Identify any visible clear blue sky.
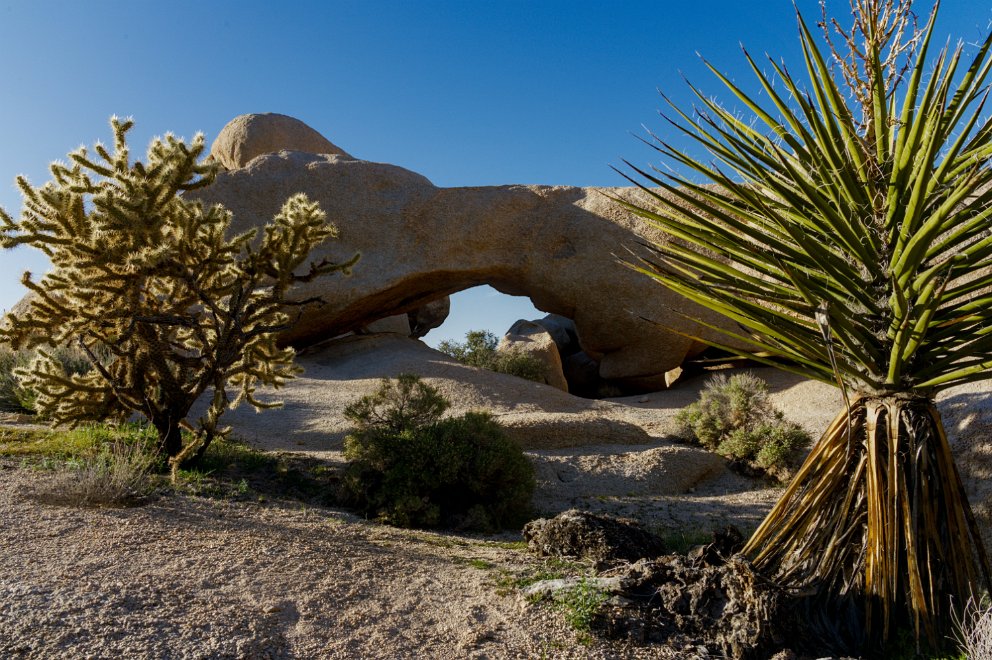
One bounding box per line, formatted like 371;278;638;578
1;1;989;346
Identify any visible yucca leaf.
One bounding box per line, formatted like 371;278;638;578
767;56;873;210
797;11;868;180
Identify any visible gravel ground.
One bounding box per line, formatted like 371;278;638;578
0;461;704;660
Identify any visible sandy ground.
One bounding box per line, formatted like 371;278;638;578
0;461;705;659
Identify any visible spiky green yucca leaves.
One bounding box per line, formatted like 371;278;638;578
623;12;992;395
617;1;992;654
0;118;358;465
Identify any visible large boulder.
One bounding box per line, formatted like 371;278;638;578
336;297;450;338
532;314;579;356
498;320;569;392
186;113;747;388
407;296;450;338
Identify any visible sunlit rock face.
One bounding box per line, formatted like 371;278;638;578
208;112;351;170
187;113;747;389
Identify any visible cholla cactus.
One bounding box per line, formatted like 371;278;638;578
0;117;358;465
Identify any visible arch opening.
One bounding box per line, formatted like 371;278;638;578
422;285;541;349
413;285;626;399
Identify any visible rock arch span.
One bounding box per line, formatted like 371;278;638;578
188;114;743;389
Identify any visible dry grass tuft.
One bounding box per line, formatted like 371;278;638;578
25;440;158;507
955;596;992;660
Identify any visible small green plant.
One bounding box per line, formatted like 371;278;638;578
437;330;547;383
173;466;218;494
718;420;813;471
0;346;33;412
437;330;500;368
0;421;158;461
1;420;338;504
494;350;548;383
676;373;811;477
341;373;535;531
555;578;608;635
497;556;590;594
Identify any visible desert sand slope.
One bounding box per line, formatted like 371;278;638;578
0;467;684;659
216;333;990;548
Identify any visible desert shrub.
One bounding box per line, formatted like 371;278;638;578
438;329;547;383
675;372;773;447
342;372;448;434
717;417;812;470
0;344;93;413
954;595;992;660
25;435;158;507
437;330;500;368
1;118;358;465
0;346;31;412
342;373;534;530
676;372;811;476
493;350;548;383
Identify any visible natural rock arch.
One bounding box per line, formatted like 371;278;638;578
188;114;744;389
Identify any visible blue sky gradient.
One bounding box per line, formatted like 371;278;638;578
2;1;989;345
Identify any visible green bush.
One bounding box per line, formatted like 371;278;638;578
437;330;547;383
718;417;812;470
555;578;609;635
493;350;547;383
0;344;94;413
0;346;31;412
342;373;535;531
676;372;811;476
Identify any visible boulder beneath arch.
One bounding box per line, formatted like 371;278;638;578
498;320;569;392
187;113;747;389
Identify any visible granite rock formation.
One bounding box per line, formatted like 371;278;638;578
498;320;569;392
188;113;747;389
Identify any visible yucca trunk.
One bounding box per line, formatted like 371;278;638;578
745;395;991;651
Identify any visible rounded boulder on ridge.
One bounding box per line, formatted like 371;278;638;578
209;113;351;170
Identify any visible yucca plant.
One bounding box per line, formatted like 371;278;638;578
616;0;992;654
